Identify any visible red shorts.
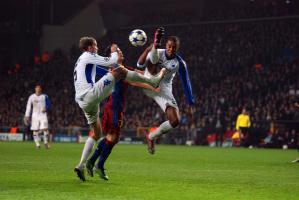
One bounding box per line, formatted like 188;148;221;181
101;108;124;136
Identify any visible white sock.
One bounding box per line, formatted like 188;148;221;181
149;121;173;140
149;47;159;64
43;130;49;144
125;70;152;84
33;131;40;147
77;137;96;169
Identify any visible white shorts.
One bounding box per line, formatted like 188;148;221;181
76;73;115;124
143;89;179;112
31;116;48;131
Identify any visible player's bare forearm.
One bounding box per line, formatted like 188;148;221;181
128;81;160;92
137;44;153;65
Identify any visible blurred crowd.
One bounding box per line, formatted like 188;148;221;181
113;0;299;27
1;11;299;148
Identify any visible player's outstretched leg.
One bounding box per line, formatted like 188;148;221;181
74;118;102;181
93;167;109;181
145;128;156;155
86;138;105;177
93;138;115;180
145;107;179;154
114;66;166;88
74;167;86;181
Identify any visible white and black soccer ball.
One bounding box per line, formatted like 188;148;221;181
129;29;147;47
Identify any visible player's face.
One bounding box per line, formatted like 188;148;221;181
90;41;98;54
117;47;124;64
35;86;42;95
165;40;177;57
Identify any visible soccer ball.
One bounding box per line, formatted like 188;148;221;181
129;29;147;47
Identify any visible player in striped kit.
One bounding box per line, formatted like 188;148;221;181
137;28;195;154
24;84;51;149
73;37;166;181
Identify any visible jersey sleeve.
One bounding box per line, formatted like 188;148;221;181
176;55;195;105
88;52;118;67
45;95;51;111
25;95;33;117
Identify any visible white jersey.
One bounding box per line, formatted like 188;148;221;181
140;49;184;94
73;51;118;100
25;93;49;118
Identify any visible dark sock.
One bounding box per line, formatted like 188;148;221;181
89;138;105;165
97;138;115;169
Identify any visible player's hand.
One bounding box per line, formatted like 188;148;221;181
146;43;154;52
154;27;165;48
110;44;118;53
42;108;46;113
24;117;30;126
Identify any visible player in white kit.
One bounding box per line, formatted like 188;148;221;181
137;28;195;154
24;85;51;149
73;37;166;181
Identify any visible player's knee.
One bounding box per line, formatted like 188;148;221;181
92;134;100;141
33;131;39;136
106;133;120;144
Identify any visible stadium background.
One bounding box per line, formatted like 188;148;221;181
0;0;298;148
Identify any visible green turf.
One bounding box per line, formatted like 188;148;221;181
0;142;298;200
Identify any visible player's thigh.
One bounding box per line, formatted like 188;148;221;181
82;103;99;125
101;108;112;134
152;93;179;113
30;117;40;131
39;117;49;130
93;73;115;103
102;110;122;142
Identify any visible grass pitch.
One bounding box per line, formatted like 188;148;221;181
0;142;298;200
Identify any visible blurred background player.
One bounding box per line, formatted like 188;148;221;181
24;84;51;149
86;45;160;180
236;108;252;148
137;27;195;154
73;37;165;181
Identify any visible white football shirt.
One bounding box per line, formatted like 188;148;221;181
73;51;118;99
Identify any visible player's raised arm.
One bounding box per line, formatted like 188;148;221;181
137;44;153;68
79;37;119;67
176;55;195;105
88;51;118;67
